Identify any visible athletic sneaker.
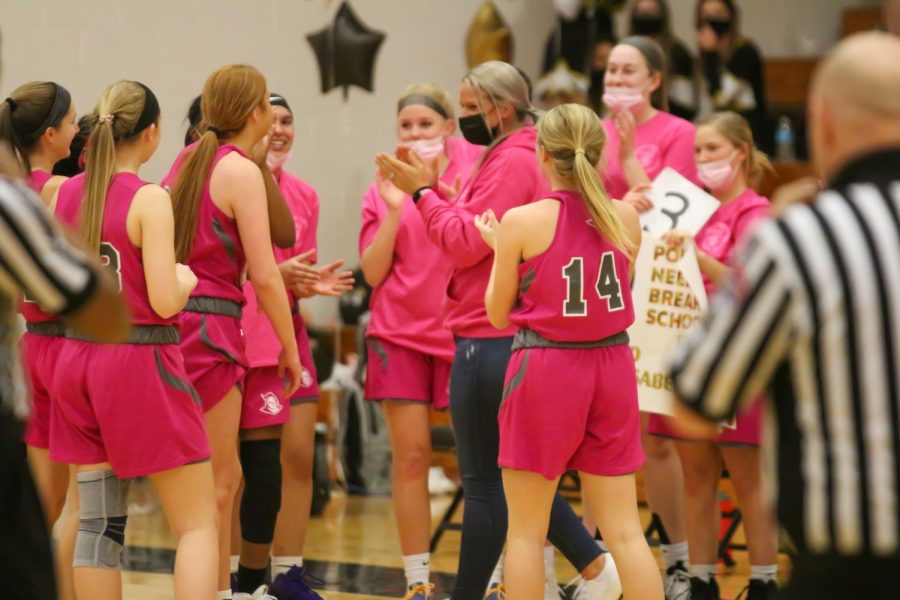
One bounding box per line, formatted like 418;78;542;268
545;564;562;599
735;579;777;600
233;585;277;600
483;582;506;600
403;582;436;600
568;554;622;600
268;566;325;600
664;561;692;600
689;577;720;600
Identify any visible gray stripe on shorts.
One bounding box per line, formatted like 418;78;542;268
154;347;201;405
199;314;239;363
501;349;530;402
511;329;629;352
369;338;389;371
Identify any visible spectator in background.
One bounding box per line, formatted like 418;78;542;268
586;34;618;115
629;0;698;121
885;0;900;36
695;0;771;153
534;60;590;109
543;1;615;75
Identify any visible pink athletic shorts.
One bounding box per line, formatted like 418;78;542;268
179;311;247;413
498;344;644;480
50;339;210;478
21;332;66;449
364;337;451;410
648;396;764;446
240;312;319;430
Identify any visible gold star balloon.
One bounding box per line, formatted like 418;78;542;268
465;1;513;68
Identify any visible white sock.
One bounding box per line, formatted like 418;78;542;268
543;545;555;577
690;564;717;583
489;551;504;585
750;564;778;583
217;591;233;600
272;555;303;576
229;555;239;573
660;541;689;569
403;552;430;587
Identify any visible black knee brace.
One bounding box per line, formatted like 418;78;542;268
239;438;283;544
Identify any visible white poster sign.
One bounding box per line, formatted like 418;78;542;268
640;167;721;237
628;235;708;416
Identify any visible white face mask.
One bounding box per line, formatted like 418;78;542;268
602;86;646;115
404;136;445;162
267;150;292;172
697;151;739;191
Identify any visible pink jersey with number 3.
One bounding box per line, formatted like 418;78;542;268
509;190;634;342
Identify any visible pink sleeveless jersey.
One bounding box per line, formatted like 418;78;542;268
509;190;634;342
162;143;248;305
360;137;483;360
21;169;57;323
55;172;175;326
242;170;320;368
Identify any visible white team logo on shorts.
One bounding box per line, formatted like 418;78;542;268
300;368;313;389
259;392;284;415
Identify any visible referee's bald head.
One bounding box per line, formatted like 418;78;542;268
809;32;900;180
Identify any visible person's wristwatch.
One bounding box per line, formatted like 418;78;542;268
412;186;433;204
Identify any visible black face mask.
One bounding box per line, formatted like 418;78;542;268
632;14;665;37
459;113;497;146
702;17;732;37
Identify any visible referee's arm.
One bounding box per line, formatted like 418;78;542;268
670;220;795;426
0;177;130;341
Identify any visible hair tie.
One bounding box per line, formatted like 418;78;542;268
206;126;222;137
4;97;16;111
575;148;586;156
98;114;115;125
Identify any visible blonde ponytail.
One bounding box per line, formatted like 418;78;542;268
537;103;634;256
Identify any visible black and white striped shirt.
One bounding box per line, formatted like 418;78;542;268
0;175;97;419
671;148;900;558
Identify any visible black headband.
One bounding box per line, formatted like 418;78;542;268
119;82;160;141
397;94;449;119
270;93;292;114
34;83;71;139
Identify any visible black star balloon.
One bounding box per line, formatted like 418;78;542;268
306;1;386;100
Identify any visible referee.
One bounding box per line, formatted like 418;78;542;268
669;32;900;599
0;143;130;599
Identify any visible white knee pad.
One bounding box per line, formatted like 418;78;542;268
73;469;131;569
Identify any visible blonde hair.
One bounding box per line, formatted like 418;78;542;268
699;111;773;187
82;81;153;252
537;103;633;256
171;65;267;262
397;82;455;121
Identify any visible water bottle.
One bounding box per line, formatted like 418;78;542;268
775;116;796;162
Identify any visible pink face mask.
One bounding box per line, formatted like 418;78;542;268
697;151;739;191
403;136;444;162
602;86;646;115
267;150;292;172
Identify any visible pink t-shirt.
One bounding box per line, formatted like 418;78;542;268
601;111;699;200
695;187;770;294
242;170;320;368
417;126;551;338
360;136;482;360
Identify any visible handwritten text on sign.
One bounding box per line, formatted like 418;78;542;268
628;235;707;416
640;168;720;236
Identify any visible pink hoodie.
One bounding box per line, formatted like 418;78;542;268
416;126;549;338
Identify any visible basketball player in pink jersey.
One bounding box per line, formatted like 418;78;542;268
600;37;698;597
377;62;619;600
0;81;79;526
648;112;779;600
361;83;481;598
236;92;352;599
50;80;218;600
164;65;302;600
474;102;662;600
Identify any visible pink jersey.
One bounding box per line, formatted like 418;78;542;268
242;169;320;368
21;169;57;323
601;111;698;200
55;172;175;326
695;187;770;294
361;136;482;359
509;190;634;342
416;126;550;338
162;143;247;305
